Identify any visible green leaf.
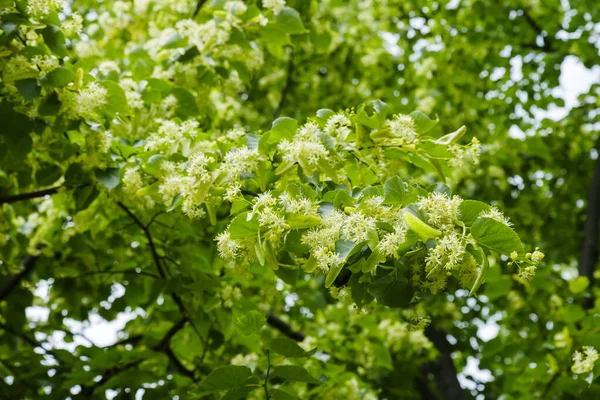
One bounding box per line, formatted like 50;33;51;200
569;276;590;294
222;386;257;400
15;79;41;101
74;185;99;211
372;342;393;369
335;239;360;260
468;245;489;296
403;211;441;241
192;366;252;395
459;200;491;226
383;176;405;205
470;217;524;255
434;125;467;145
170;87;199;118
271;337;309;358
228;213;259;239
35;165;62;186
41;68;75;88
100;80;130;117
272;389;300;400
64;163;91;186
273;7;306;34
286;214;321;229
40;25;67;57
271;366;322;385
410;111;439;134
95;168;121;191
235;310;266;335
370;274;413;308
269;117;298;143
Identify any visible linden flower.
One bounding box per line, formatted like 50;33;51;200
63;13;83;36
418;192;462;230
342;211;376;242
220;147;259;183
72;82;108;119
325;113;352;142
278;122;330;175
425;231;466;274
26;0;63;19
216;231;241;260
225;184;241;202
123;168;143;196
572;346;599;374
377;229;406;259
386;114;418;144
262;0;286;15
480;206;512;226
279;193;318;215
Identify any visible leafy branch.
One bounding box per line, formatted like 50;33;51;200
116;202;210;350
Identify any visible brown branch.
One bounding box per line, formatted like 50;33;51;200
0;186;61;204
104;335;143;349
266;313;305;342
0;321;63;363
521;8;553;52
55;269;160;281
423;325;468;400
0;246;44;302
116;202;208;348
579;139;600;307
165;345;197;380
152;318;187;352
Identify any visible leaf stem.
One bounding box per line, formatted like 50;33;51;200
264;349;271;400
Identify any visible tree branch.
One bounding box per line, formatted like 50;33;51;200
0;248;42;302
152;318;187;352
55;269;160;282
423;325;467;400
0;186;61;204
521;8;553;52
0;321;63;363
579;139;600;306
266;313;305;342
117;202;208;348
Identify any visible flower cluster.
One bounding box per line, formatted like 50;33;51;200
263;0;286;15
386;114;419;145
26;0;63;20
278;122;332;176
572;346;598;374
418;192;462;230
145;119;199;155
69;83;108;120
509;247;544;283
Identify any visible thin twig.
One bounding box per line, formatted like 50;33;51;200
521;7;553;51
0;245;44;301
55;269;160;281
0;186;61;204
116;202;209;348
263;350;271;400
